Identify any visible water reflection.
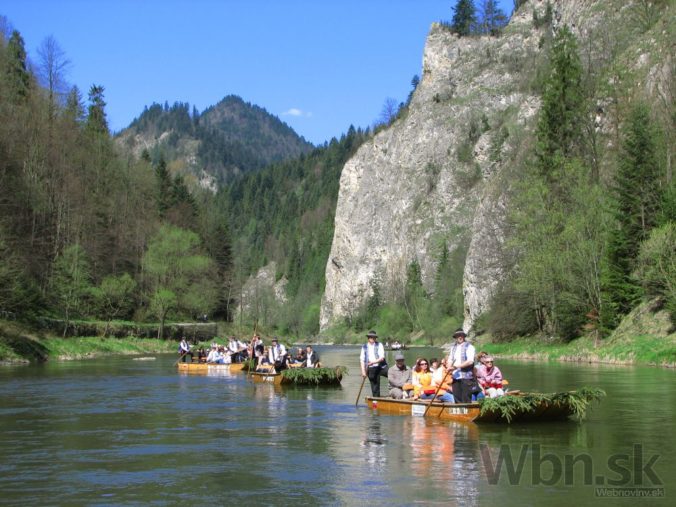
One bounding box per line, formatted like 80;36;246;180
0;350;674;506
361;416;388;470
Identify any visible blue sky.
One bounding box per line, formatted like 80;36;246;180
2;0;514;145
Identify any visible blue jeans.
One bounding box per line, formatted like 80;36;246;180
420;392;455;403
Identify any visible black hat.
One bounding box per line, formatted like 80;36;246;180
271;337;279;342
453;328;467;338
366;330;378;338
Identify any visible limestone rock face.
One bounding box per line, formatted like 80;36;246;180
320;0;634;332
237;262;288;319
320;4;546;331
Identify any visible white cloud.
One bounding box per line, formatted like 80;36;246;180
282;108;312;118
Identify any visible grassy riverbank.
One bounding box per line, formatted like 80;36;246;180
0;321;177;363
476;334;676;368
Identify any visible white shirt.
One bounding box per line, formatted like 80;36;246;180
448;341;476;369
268;343;287;362
360;342;385;366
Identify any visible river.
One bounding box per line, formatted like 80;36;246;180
0;346;674;506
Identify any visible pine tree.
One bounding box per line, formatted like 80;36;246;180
155;156;172;217
601;103;663;329
64;85;85;124
86;84;108;135
478;0;508;35
452;0;477;37
4;30;31;102
535;26;584;188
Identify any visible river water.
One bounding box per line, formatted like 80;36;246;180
0;346;674;506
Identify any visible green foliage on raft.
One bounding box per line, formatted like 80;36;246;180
281;366;348;385
479;387;606;422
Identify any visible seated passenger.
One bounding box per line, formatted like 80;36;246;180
256;346;274;372
220;346;232;364
411;358;433;400
206;345;219;363
387;353;413;399
476;355;504;398
291;347;306;365
305;345;320;368
429;357;440;373
420;358;455;403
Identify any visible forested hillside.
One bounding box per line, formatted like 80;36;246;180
215;126;369;335
118;95;313;185
0;16;366;340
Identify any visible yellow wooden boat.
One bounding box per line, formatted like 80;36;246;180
250;371;284;385
365;388;602;424
177;362;245;373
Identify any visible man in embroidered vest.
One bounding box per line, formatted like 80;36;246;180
447;328;476;403
360;330;388;397
268;337;288;372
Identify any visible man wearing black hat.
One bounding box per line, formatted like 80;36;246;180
360;330;388;397
447;328;476;403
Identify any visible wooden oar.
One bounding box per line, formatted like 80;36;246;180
173;351;186;367
423;368;453;416
355;376;367;407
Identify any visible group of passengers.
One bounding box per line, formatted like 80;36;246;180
360;328;503;403
180;335;249;364
177;335;320;372
254;336;321;373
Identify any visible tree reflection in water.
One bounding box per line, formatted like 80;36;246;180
361;417;388;471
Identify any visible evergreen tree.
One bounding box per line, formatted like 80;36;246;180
478;0;508;35
452;0;477;37
4;30;31;102
404;259;426;329
535;26;584;187
86;84;108;135
155;156;172;217
601;103;663;329
64;85;85;124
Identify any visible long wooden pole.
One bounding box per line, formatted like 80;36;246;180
355;376;367;407
423;368;453;416
173;351;186;367
249;320;258;379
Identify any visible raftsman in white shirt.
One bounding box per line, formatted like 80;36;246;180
360;342;385;366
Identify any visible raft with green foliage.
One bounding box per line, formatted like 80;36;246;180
366;387;605;423
251;366;347;386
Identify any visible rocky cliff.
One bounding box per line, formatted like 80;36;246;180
320;0;672;332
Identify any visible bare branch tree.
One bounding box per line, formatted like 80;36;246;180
375;97;400;128
37;35;71;120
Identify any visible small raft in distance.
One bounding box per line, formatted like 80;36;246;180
366;388;605;424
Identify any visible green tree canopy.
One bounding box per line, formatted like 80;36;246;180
452;0;477;37
143;225;218;336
